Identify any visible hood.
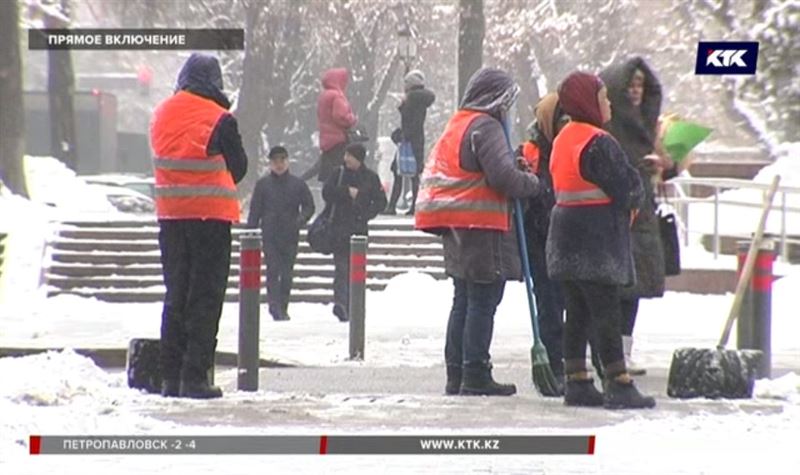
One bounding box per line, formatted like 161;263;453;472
175;53;231;109
322;68;349;92
533;92;561;143
459;67;520;119
599;56;662;131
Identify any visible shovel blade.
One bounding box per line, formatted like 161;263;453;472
667;347;763;399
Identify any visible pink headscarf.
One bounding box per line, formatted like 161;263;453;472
558;72;605;127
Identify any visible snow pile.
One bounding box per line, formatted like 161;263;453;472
0;349;123;407
754;372;800;404
23;155;121;216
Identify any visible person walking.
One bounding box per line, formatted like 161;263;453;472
600;57;676;375
302;68;358;183
321;143;387;322
415;68;540;397
150;53;247;399
247;146;315;321
546;71;654;409
385;70;436;215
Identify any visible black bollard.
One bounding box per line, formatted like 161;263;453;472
349;235;367;360
736;238;775;379
238;230;262;391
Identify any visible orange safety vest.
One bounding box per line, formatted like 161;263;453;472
415;110;510;232
521;141;540;174
550;121;612;207
150;91;240;222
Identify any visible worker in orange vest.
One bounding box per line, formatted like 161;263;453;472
416;68;540;396
546;71;654;409
150;53;247;399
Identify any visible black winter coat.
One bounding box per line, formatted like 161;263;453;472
522;125;556;245
322;164;387;251
247;172;315;248
399;86;436;172
546;132;644;286
600;56;666;298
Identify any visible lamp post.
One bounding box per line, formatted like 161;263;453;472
397;25;417;75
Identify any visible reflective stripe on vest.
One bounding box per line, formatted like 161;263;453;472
150;91;240;222
153;157;228;171
550;121;612;207
415;110;510;232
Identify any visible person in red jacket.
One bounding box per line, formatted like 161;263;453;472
150;53;247;399
302;68;358;183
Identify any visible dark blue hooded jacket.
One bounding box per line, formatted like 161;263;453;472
174;53;247;183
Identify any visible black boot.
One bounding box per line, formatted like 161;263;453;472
179;339;222;399
333;304;349;322
603;377;656;409
179;380;223;399
460;363;516;396
564;378;604;407
161;379;180;398
445;365;462;395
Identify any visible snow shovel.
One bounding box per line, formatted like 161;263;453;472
667;175;781;399
500;120;561;397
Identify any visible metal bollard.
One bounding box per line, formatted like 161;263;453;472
238;230;262;391
349;235;368;360
736;238;775;378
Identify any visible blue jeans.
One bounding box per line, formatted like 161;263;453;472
444;278;506;366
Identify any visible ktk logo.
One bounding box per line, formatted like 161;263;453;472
695;41;758;75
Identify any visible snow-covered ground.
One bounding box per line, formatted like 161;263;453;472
1;155;800;473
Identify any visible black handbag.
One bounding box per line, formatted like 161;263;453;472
346;125;369;144
307;167;343;255
657;184;681;276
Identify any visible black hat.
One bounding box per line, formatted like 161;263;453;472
345;143;366;162
268;146;288;159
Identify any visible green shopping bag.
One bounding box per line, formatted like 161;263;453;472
662;120;713;163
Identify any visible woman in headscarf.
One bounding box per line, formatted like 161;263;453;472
546;71;655;409
416;68;539;396
600;57;676;375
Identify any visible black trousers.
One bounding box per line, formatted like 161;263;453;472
387;174;420;213
263;239;298;316
528;234;565;376
158;220;231;383
620;297;640;336
332;245;351;314
562;280;626;378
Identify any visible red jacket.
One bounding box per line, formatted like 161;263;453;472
317;68;357;152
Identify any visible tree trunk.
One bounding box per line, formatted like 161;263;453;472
0;0;28;197
46;1;78;171
513;41;539;141
235;1;270;199
458;0;484;105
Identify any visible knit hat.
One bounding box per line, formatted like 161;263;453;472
404;70;425;90
268;145;288;159
558;72;605;127
345;143;367;162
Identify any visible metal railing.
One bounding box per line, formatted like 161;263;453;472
658;176;800;262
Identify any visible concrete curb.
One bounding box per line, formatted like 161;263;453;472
0;347;295;369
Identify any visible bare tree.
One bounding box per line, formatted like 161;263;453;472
0;0;28;197
458;0;484;103
42;0;79;170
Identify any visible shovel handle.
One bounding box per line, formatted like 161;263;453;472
717;174;781;349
